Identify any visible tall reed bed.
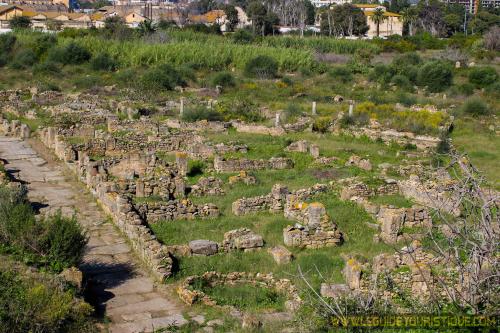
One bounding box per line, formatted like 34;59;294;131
259;36;380;54
62;36;316;71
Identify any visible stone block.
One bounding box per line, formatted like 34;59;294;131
189;240;218;256
268;245;293;265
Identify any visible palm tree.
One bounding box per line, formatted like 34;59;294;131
401;7;418;36
371;8;387;38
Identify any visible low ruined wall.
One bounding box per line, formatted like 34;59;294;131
135;200;219;223
177;271;302;312
232;183;328;216
231;121;285;136
342;127;440;150
0;118;31;139
38;129;175;281
214;156;293;173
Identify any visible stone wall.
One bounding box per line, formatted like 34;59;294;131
232;183;329;216
0;118;31;139
282;201;343;249
214;156;293;173
135;200;219;224
177;271;302;312
231;121;285;136
190;177;225;196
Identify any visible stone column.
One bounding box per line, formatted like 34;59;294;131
136;179;145;198
307;203;326;231
275;113;280;127
312;101;317;115
175;152;188;177
20;124;30;139
309;144;320;158
174;177;186;199
348;100;354;117
180;97;185;116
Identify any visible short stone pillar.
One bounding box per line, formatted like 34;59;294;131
215;85;222;94
174;177;186;198
20;124;30;139
348;100;354;117
275;113;280;127
175;152;188;177
180;97;185;116
47;127;56;148
307;203;325;231
455;61;460;69
136;179;145;197
207;99;213;109
312;101;317;115
309;144;320;158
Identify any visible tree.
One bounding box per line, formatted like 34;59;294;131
416;0;447;36
320;4;368;37
138;19;157;36
469;10;500;34
401;7;417;36
247;1;267;35
9;16;31;29
371;8;387;37
224;5;239;31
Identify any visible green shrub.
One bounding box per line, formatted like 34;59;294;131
32;34;57;58
461;98;489;116
0;266;96;333
391;74;412;91
73;75;101;89
340;113;370;128
232;29;254;44
312;116;331;133
141;63;186;91
211;71;235;88
417;60;453;92
33;61;61;75
10;49;37;69
90;52;117;71
0;34;16;56
329;66;352;83
391;52;421;71
395;92;418;106
368;64;393;83
48;42;91;65
0;186;87;272
457;82;474;96
244;55;278;79
182;106;222;122
468;66;498;87
39;213;87;271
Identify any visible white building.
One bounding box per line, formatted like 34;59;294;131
310;0;350;8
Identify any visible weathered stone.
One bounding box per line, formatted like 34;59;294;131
223;228;264;251
189;240;218;256
343;258;362;290
320;283;351;298
60;267;83;289
268;245;293;265
372;253;397;274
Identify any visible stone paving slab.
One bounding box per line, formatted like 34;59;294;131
0;137;187;332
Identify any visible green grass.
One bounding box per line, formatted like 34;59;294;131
451;117;500;190
371;194;414;208
199;284;287;312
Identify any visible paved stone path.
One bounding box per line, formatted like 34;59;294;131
0;137;188;333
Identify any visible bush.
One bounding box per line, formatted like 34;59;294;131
210;71;235;88
0;266;96;333
141;63;186;91
417;60;453;92
9;16;31;29
0;34;16;54
0;186;87;272
244;55;278;79
10;49;37;69
48;42;91;65
368;64;393;83
39;213;87;271
312;116;331;133
461;98;489;116
90;52;117;71
329;66;352;83
33;61;61;75
232;29;254;44
468;66;498;88
182;106;222;122
457;83;474;96
391;74;412;91
391;52;421;71
73;75;101;89
32;34;57;58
